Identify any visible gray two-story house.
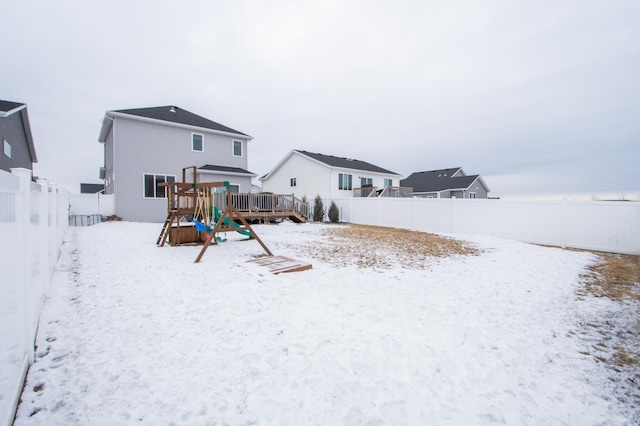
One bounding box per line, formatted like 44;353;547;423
98;105;256;222
0;100;37;173
401;167;490;198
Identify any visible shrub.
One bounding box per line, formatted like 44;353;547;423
328;201;339;223
313;195;324;222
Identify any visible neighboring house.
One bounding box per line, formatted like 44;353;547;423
401;167;490;198
260;149;401;200
98;105;256;222
80;183;104;194
0;100;37;173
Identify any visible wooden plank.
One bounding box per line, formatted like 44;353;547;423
248;257;289;266
271;262;312;274
247;256;312;274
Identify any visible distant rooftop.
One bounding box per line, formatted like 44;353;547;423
401;167;484;192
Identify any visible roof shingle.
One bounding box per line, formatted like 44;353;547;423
401;168;481;192
198;164;256;176
0;100;25;115
114;106;249;136
296;150;399;175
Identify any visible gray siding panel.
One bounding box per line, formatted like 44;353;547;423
0;113;34;172
113;117;251;222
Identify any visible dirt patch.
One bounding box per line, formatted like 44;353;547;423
580;253;640;303
299;224;481;269
577;252;640;418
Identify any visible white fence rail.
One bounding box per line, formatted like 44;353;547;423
0;168;69;426
328;197;640;255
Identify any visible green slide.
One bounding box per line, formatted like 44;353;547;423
213;207;253;238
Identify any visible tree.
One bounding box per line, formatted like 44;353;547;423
328;201;339;223
313;195;324;222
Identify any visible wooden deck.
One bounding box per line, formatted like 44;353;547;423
230;193;309;223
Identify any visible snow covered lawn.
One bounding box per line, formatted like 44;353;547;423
14;221;638;425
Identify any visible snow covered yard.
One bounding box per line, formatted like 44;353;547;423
14;221;639;425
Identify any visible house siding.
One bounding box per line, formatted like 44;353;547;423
262;153;332;200
262;152;399;200
0;111;34;172
332;170;396;197
111;116;251;222
196;171;252;192
468;179;489;198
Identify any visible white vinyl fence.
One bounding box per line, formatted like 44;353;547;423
68;193;115;226
327;197;640;255
0;168;69;426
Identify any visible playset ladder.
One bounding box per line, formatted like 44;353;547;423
157;213;174;246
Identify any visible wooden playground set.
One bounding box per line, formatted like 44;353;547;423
156;167;311;273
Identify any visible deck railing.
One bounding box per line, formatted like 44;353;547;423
378;186;413;197
353;186;413;198
229;193;310;219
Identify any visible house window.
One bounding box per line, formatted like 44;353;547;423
3;140;11;158
384;178;393;187
338;173;352;190
290;178;297;187
143;173;176;198
233;140;242;157
360;177;372;187
192;133;204;152
469;192;477;199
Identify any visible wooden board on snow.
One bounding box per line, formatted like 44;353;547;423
247;255;312;274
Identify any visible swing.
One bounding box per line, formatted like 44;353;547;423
193;219;227;243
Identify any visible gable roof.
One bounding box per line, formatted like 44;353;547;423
198;164;256;177
401;167;489;193
0;100;26;116
99;105;250;142
0;99;37;163
294;150;400;175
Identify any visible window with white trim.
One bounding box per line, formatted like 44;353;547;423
384;178;393;187
233;140;242;157
360;177;372;187
338;173;352;190
290;178;297;187
469;192;477;199
192;133;203;152
3;140;11;158
143;173;176;198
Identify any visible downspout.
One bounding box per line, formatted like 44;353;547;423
106;115;116;211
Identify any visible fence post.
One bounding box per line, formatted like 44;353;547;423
51;185;61;264
636;201;640;255
561;199;567;249
449;197;455;233
12;168;34;365
37;178;51;294
412;197;417;231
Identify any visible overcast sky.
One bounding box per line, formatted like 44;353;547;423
3;0;639;198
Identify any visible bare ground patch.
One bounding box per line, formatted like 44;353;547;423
576;253;640;417
296;224;481;269
579;253;640;303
